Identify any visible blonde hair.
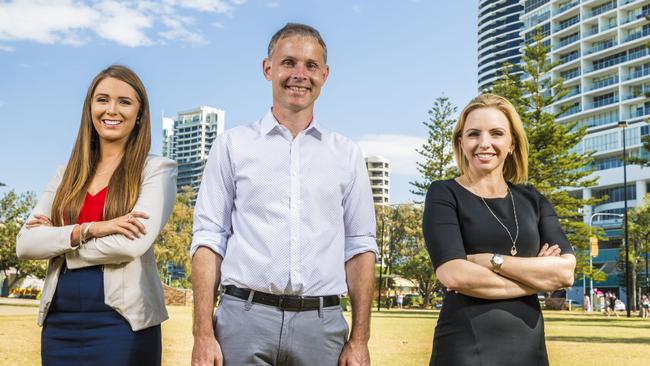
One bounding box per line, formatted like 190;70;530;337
51;65;151;226
452;93;529;184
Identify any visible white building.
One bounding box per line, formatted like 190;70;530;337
365;156;390;205
162;106;225;195
519;0;650;303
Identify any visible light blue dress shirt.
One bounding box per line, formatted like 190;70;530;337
191;110;378;296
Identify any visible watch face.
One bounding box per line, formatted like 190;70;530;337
493;255;504;265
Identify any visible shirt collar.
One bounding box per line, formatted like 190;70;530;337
260;109;323;140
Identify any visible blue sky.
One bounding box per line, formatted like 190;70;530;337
0;0;478;203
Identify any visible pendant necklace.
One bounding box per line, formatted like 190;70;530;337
480;188;519;256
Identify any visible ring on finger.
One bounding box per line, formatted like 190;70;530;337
127;214;134;223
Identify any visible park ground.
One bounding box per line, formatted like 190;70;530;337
1;299;649;365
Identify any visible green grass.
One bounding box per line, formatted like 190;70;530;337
1;306;649;365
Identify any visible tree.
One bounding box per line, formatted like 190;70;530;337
388;204;443;307
618;194;650;310
490;33;603;282
410;96;459;197
0;190;46;290
154;185;194;284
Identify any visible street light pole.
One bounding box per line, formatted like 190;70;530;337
588;212;624;311
619;120;631;317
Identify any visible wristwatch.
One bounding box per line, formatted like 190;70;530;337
490;254;504;273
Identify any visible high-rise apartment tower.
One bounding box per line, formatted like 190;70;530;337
365;156;390;205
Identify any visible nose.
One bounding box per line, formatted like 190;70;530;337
291;63;308;80
478;133;491;148
106;101;117;115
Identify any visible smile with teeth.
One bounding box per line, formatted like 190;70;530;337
286;85;309;92
102;119;123;126
475;153;496;160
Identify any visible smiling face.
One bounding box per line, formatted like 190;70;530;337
263;35;329;118
459;107;515;177
90;77;141;147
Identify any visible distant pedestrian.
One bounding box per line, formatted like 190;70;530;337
583;293;591;312
641;295;650;319
397;293;404;309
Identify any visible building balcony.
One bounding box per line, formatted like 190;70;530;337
555;0;580;16
559;104;583;117
588;96;619;110
628;106;650;119
585;2;617;19
624;67;650;81
589;75;619;91
621;9;650;25
557;34;581;48
623;27;650;43
586;39;618;55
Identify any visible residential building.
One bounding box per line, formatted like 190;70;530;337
162;106;225;196
365;156;390;205
478;0;525;91
519;0;650;304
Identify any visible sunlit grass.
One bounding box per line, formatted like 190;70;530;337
1;305;649;365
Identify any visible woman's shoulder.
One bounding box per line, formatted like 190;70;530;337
144;154;178;176
425;179;460;201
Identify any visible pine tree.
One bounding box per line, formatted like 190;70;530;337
410;96;458;197
491;33;603;282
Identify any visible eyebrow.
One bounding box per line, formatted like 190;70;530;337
94;93;135;102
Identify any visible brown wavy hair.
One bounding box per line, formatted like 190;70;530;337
452;93;529;184
51;65;151;226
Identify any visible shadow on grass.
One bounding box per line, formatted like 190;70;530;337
372;310;439;320
557;322;650;330
546;335;650;344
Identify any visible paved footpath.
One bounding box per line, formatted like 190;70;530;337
0;297;39;316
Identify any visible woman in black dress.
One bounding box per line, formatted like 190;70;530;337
423;94;576;365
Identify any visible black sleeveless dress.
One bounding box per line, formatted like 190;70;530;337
423;180;573;366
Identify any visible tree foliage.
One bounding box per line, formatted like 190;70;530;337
490;33;602;281
0;190;46;289
377;204;441;307
410;96;459;197
154;185;194;281
617;194;650;309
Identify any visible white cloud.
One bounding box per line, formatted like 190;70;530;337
0;0;247;49
357;134;425;175
159;15;207;45
93;1;153;47
265;1;279;8
211;21;225;28
352;4;361;13
171;0;233;13
0;1;99;44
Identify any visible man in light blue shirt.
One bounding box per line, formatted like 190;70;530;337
190;23;378;366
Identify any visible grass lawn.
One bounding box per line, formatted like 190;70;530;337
1;305;649;365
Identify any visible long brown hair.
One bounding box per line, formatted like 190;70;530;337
51;65;151;226
452;93;529;184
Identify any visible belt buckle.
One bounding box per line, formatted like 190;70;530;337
279;295;304;311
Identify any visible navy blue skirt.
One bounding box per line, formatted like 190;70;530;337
41;265;161;366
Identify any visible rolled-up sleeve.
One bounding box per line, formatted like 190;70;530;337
65;157;178;268
16;167;79;260
342;145;378;262
190;134;235;259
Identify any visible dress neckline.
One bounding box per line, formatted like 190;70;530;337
452;178;511;200
87;186;108;198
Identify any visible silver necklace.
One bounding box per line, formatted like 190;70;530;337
480;187;519;256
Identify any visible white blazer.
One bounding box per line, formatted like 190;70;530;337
16;155;177;331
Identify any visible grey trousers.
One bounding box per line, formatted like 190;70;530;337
214;293;349;366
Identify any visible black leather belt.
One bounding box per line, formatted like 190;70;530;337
224;285;340;311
